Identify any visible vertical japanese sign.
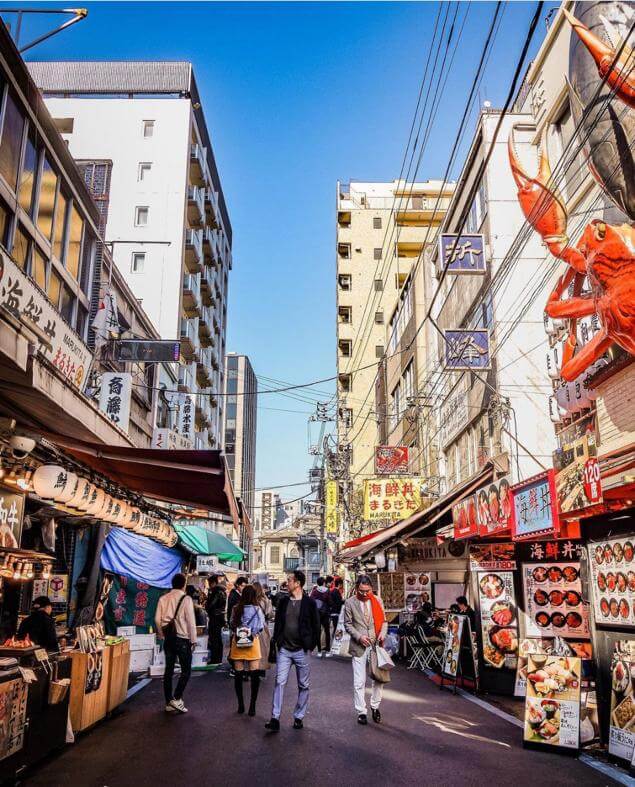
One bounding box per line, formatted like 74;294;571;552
553;431;602;514
444;330;491;370
325;480;339;534
0;485;25;548
178;393;196;444
363;477;421;524
374;446;409;475
99;372;132;432
511;471;560;541
439;233;486;274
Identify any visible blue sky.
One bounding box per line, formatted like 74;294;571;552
15;1;556;497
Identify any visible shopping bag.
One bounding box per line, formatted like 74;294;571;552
376;645;395;671
369;648;391;684
330;609;350;657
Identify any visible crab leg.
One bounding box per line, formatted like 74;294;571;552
560;330;612;382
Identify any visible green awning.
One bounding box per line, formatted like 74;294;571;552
175;524;245;562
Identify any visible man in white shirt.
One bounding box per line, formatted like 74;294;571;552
155;573;197;714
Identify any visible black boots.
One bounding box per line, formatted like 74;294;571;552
248;674;260;717
234;673;245;714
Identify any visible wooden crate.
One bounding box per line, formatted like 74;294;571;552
107;640;130;712
68;647;112;732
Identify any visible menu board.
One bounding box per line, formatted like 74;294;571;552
515;638;551;696
523;562;589;639
477;571;518;670
609;641;635;761
524;655;581;749
588;537;635;627
404;572;432;612
378;572;406;611
441;613;466;678
0;678;28;761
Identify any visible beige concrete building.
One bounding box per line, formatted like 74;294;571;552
335;180;454;532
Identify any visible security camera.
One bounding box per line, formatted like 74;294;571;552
10;435;36;459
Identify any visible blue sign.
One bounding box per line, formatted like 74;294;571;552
439;233;486;274
444;330;490;370
511;471;560;541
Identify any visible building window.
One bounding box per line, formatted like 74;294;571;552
338;306;352;323
373;247;382;260
135;206;149;226
30;246;47;292
37;155;58;240
403;360;414;402
52;190;68;262
12;224;30;270
270;546;281;565
374;311;384;324
143;120;155;138
66;204;83;280
18;133;37;215
341;407;353;428
338;374;351;393
374;278;383;292
131;252;145;273
338;243;351;259
373;217;382;229
338;339;352;357
47;269;61;308
138;162;152;181
53;118;74;134
338;274;352;291
0;90;25;191
375;345;384;359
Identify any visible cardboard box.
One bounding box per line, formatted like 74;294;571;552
129;649;154;674
116;626;136;637
127;634;156;652
192;652;209;668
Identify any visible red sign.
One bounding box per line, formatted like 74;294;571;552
582;458;602;503
375;446;409;475
452;496;478;540
475;476;513;536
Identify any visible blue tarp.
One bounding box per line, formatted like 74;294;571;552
100;527;183;589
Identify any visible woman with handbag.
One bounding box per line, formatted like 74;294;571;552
229;585;265;716
253;582;275;675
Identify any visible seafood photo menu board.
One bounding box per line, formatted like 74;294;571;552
524;655;581;750
523;563;589;639
589;537;635;628
441;613;466;678
477;571;518;670
608;640;635;761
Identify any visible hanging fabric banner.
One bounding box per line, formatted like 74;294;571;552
104;574;166;634
100;527;182;588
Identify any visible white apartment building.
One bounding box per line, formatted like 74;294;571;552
27;61;232;449
335;180;454;513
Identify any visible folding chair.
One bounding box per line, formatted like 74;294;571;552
416;625;444;672
405;633;429;670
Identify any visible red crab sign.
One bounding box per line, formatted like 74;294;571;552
508;3;635;383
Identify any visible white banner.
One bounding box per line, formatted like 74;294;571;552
196;555;219;573
178;393;196;444
99;372;132;432
152;427;193;450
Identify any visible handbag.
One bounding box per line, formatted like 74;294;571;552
235;609;259;648
163;595;186;646
376;645;395;671
369;647;392;684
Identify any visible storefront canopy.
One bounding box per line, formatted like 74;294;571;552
101;527;182;588
42;433;240;527
336;463;495;564
175;524;245;562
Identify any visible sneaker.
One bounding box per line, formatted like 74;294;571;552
165;703;177;713
169;698;188;714
265;718;280;732
293;718;303;729
325;652;333;658
372;708;381;724
357;713;368;725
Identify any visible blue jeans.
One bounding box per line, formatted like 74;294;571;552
272;647;310;720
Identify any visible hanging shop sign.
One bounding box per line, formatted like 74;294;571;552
404;572;432;611
609;641;635;761
553;429;602;515
114;339;181;363
522;562;589;639
363;477;421;524
588;537;635;628
0;249;92;389
444;329;491;371
524;655;581;750
325;480;339;534
452;496;478;540
469;543;516;571
403;537;467;562
477;570;519;670
374;445;409;476
48;574;69;604
438;233;486;274
99;372;132;432
439;380;470;447
475;476;513;536
178;393;196;444
196;555;219;573
0;485;25;549
511;471;560;541
151;427;193;451
377;572;406;612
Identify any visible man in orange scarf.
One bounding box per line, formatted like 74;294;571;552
343;574;388;725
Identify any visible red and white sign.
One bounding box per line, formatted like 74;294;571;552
375;446;409;475
583;458;602;503
453;496;478;540
475;476;513;537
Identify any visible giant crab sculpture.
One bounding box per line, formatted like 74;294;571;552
508;1;635;383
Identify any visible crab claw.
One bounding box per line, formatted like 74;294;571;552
564;8;635;108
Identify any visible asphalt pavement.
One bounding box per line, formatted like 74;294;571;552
26;656;620;786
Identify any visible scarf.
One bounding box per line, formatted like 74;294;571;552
358;591;385;638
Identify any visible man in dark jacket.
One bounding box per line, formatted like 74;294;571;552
18;596;59;652
265;570;319;732
226;576;247;624
205;575;227;665
329;578;344;637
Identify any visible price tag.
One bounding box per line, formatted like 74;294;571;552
33;648;48;662
18;666;37;683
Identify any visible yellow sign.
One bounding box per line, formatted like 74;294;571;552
363;477;421;523
325;480;339;534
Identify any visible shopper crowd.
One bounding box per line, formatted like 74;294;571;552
153;570;393;727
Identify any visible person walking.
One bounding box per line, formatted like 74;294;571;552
205;574;227;666
310;577;332;657
155;573;197;714
229;585;265;716
265;570;320;732
344;575;388;725
186;585;208;628
329;578;344;638
227;576;247;624
272;581;288;609
253;581;275;678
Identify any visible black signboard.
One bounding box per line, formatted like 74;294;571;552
114;340;180;363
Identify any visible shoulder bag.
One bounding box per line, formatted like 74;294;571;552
235;608;259;648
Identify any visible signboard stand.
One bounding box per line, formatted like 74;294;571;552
440;614;479;695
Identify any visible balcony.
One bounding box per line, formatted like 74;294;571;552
196;396;211;429
194;430;208;450
199;306;212;346
185;228;203;273
284;557;300;572
200;270;213;307
179;318;199;360
204;188;220;229
197;347;212;387
202;227;219;266
210;345;220;371
178;360;197;392
395;195;453;226
187;186;205;227
190;143;208;187
182;272;201;317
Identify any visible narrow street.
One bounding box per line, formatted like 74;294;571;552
28;659;616;787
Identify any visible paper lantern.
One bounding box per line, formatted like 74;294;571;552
84;486;105;516
548;395;565;424
103;499;124;524
120;504;137;529
56;471;79;504
67;477;91;509
114;501;130;527
100;496;115;522
33;465;70;501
